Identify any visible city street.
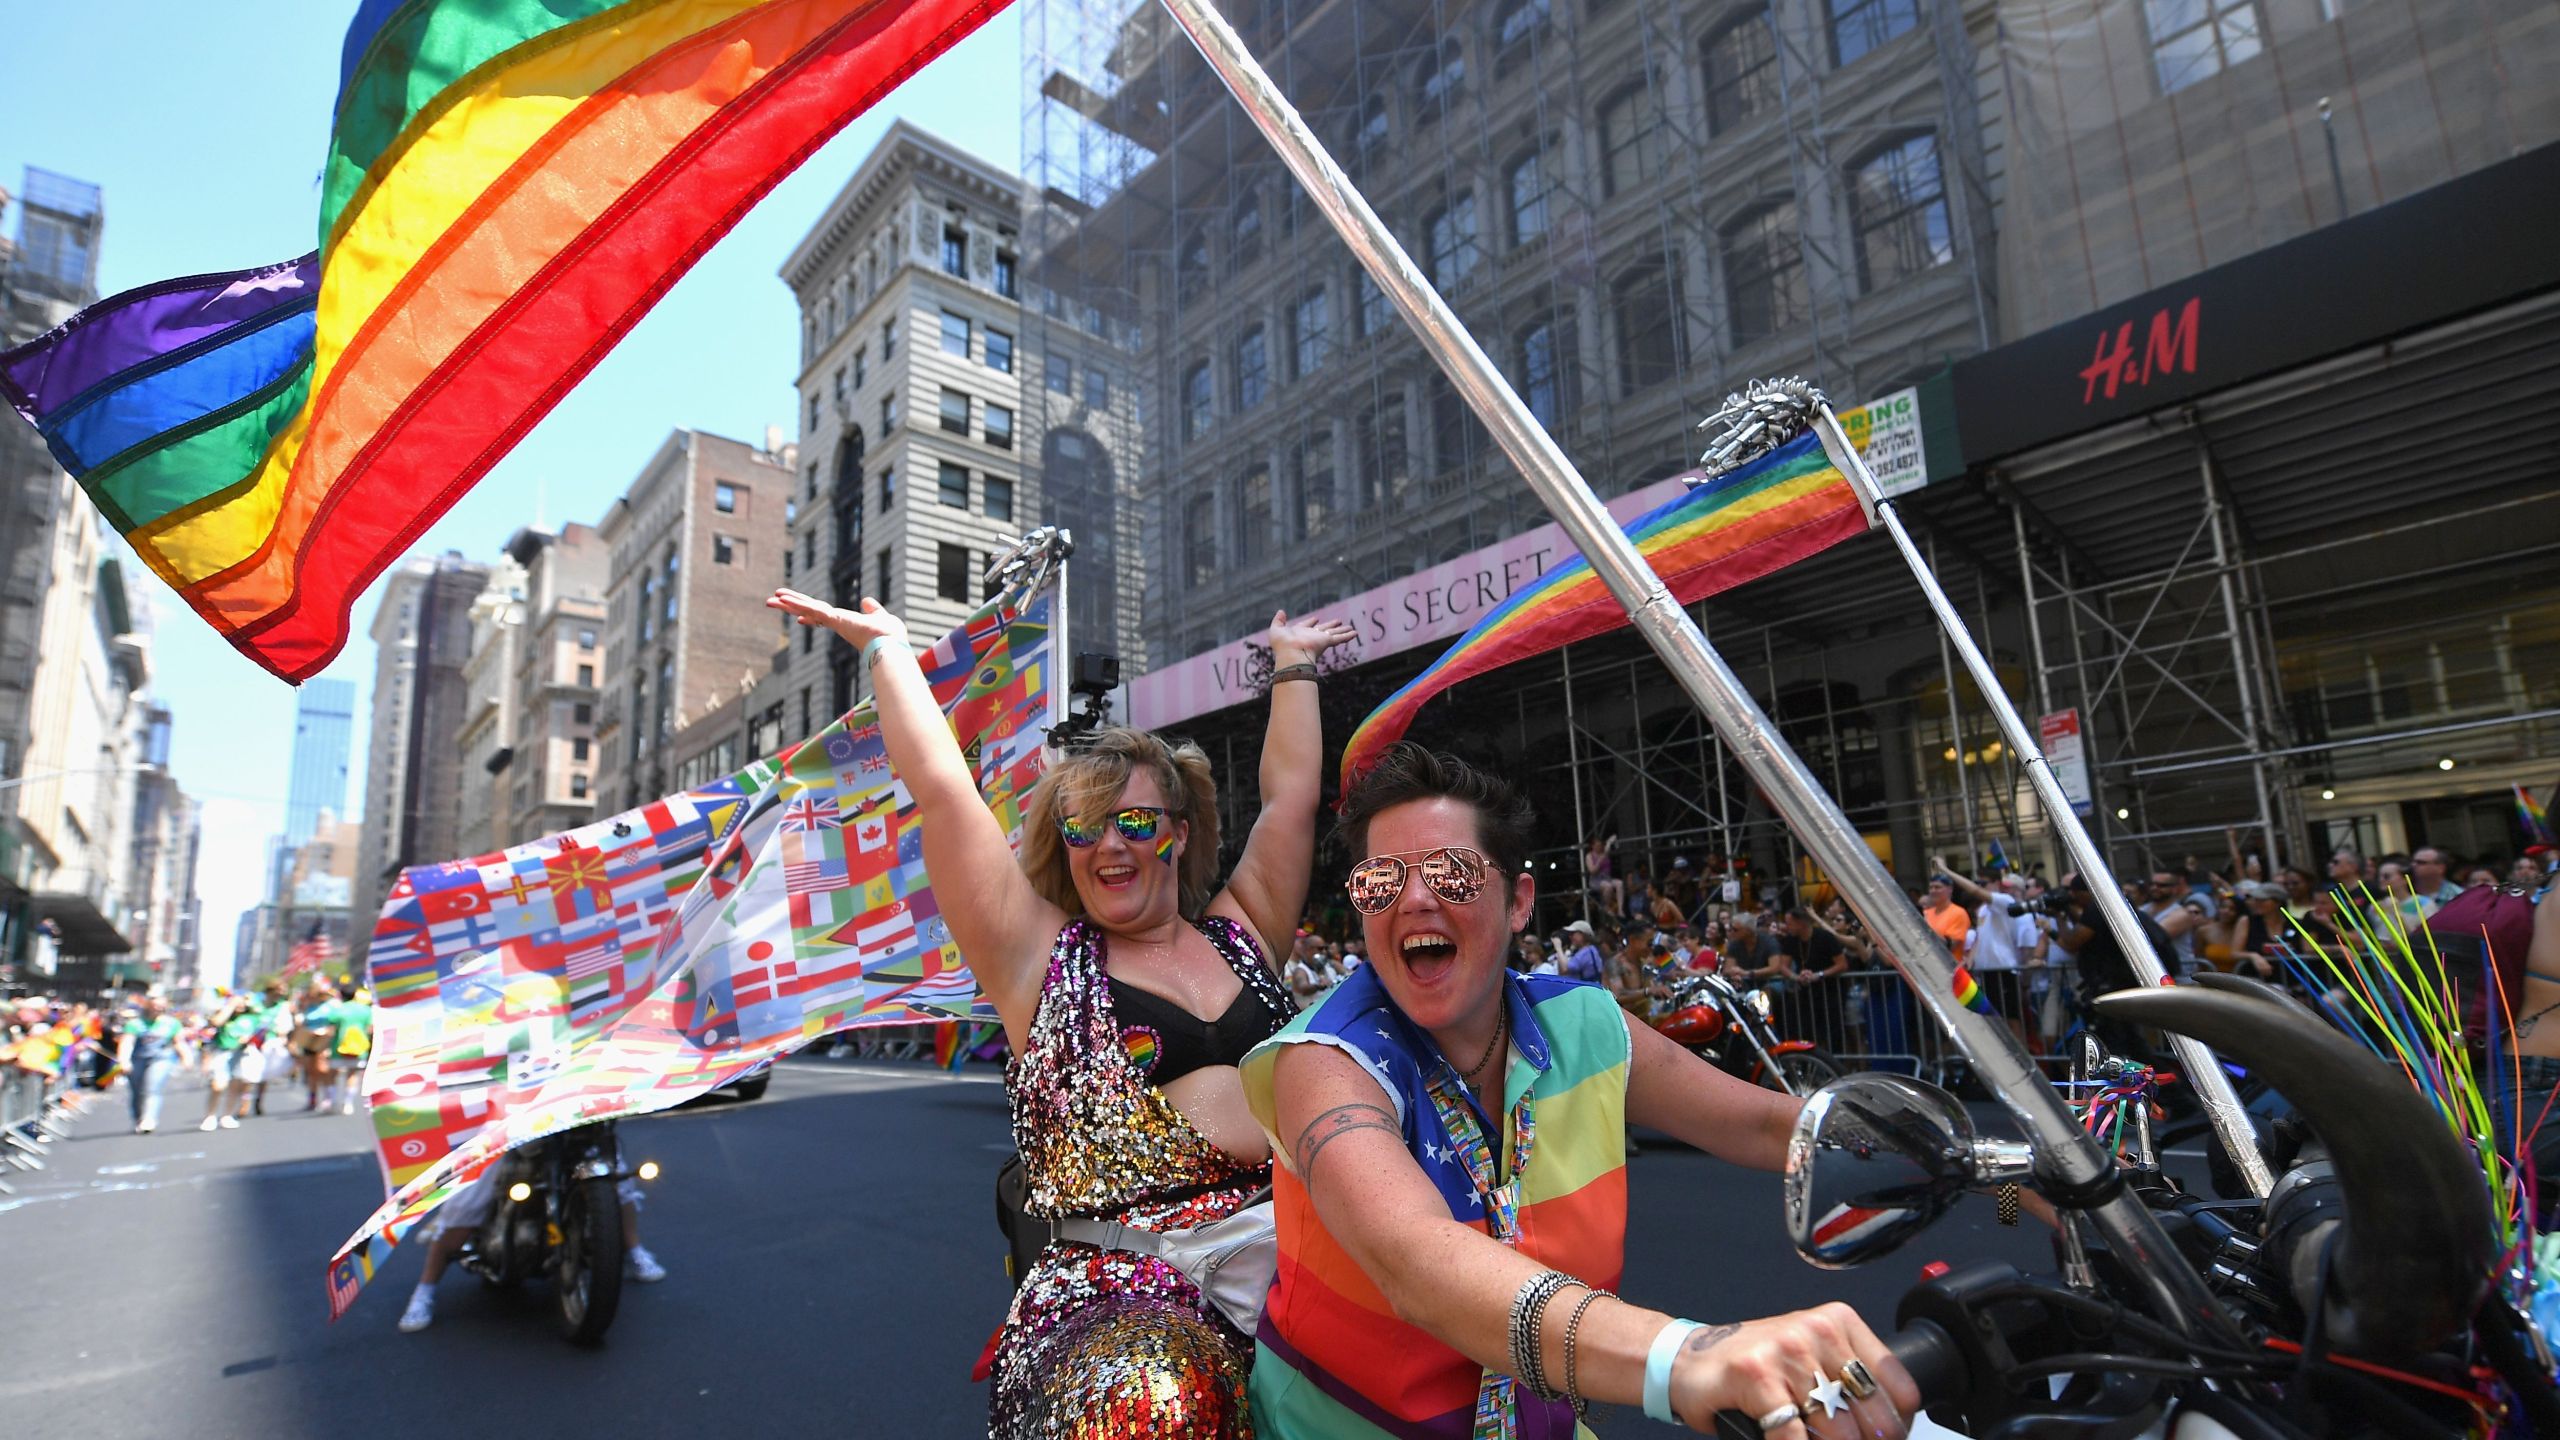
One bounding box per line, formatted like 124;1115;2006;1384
6;1056;2055;1438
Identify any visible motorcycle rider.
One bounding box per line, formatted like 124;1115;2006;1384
1242;744;1922;1437
398;1161;666;1332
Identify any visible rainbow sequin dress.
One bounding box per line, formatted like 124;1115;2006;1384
990;917;1295;1439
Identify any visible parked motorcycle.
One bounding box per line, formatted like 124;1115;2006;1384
1744;977;2560;1439
1649;970;1840;1096
458;1118;657;1344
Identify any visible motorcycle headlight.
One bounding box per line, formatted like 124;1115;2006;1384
1745;989;1774;1020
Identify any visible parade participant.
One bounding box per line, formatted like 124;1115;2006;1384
239;979;296;1119
1242;744;1921;1437
769;585;1356;1439
294;976;338;1111
199;989;262;1132
306;984;374;1115
400;1155;667;1331
114;994;190;1133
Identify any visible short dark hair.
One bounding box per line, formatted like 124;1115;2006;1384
1784;906;1815;924
1335;742;1537;879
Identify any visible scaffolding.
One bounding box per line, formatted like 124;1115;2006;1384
1022;0;1996;667
1015;0;2560;896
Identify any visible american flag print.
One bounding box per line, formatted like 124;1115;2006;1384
328;582;1056;1320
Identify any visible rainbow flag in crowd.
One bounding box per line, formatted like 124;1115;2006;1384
1339;431;1869;785
2515;785;2552;849
0;0;1007;682
326;583;1053;1320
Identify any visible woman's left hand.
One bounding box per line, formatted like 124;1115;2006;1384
1268;609;1357;666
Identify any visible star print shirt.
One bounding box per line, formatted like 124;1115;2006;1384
1238;965;1632;1439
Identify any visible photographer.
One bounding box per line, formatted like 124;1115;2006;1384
2047;873;2181;1057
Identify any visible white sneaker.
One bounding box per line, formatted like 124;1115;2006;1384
136;1122;154;1134
199;1116;219;1132
339;1098;357;1115
398;1288;436;1332
218;1115;240;1129
626;1246;666;1283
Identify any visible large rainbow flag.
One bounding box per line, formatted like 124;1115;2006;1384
0;0;1006;682
1339;430;1870;785
327;580;1053;1319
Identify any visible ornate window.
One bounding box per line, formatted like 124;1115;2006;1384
1598;83;1665;198
1414;40;1465;124
1612;260;1686;395
1291;288;1330;380
1848;135;1953;291
1507;147;1551;245
1235;326;1270;411
1703;10;1782;135
1723;199;1808;345
1425;191;1483;286
1494;0;1551;77
1183;361;1214;440
1828;0;1921;67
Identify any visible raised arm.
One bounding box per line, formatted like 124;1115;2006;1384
1210;611;1357;963
767;588;1059;1037
1929;856;1990;906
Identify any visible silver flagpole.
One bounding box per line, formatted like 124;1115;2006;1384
1150;0;2235;1339
1803;402;2274;1196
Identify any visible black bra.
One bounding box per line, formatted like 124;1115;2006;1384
1109;962;1291;1088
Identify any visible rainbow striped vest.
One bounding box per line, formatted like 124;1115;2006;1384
1239;967;1631;1439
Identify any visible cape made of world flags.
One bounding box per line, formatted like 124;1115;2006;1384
326;587;1052;1319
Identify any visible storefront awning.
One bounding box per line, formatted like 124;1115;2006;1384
29;892;133;955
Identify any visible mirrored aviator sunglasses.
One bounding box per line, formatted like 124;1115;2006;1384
1347;847;1490;914
1058;805;1172;848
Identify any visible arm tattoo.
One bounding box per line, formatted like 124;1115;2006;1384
1680;1323;1741;1357
1293;1101;1399;1188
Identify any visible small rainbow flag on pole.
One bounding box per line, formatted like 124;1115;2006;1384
1952;966;1994;1015
2514;785;2552;850
1339;430;1869;785
0;0;1009;682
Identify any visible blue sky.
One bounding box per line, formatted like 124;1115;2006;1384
2;3;1026;984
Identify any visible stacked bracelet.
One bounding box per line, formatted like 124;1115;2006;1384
1560;1284;1613;1417
1507;1271;1576;1400
1267;662;1319;685
1643;1318;1706;1424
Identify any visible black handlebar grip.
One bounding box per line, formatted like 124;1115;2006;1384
1706;1323;1963;1440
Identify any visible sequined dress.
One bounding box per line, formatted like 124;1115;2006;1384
991;916;1297;1439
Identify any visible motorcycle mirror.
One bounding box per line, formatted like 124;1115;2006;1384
1783;1075;2032;1269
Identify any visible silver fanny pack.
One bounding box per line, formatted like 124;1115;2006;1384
1052;1190;1277;1334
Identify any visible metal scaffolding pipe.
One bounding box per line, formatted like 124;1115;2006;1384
1810;406;2276;1198
1158;0;2241;1339
2199;443;2284;893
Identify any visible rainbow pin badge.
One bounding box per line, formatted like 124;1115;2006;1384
1121;1025;1161;1075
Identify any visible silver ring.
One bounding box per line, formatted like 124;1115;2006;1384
1755;1403;1803;1431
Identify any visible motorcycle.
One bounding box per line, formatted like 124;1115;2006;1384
1650;970;1841;1096
1743;977;2560;1439
457;1118;658;1344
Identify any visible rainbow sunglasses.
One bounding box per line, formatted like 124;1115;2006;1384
1347;846;1491;914
1058;805;1174;849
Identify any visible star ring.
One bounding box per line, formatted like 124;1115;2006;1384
1805;1369;1850;1418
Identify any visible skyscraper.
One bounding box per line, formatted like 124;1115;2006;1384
285;677;354;848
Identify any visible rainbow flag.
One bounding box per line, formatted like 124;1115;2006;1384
1339;431;1869;785
2515;785;2552;849
0;0;1007;682
1952;966;1993;1015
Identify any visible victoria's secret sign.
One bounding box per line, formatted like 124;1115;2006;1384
1130;475;1689;729
1950;144;2560;465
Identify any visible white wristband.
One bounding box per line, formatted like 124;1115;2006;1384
1644;1318;1704;1424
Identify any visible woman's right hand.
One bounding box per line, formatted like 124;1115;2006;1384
767;587;908;653
1669;1304;1922;1438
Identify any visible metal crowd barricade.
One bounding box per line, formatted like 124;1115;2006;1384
1795;961;2086;1084
1;1059;82;1196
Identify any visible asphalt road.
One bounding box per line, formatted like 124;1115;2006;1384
3;1059;2055;1438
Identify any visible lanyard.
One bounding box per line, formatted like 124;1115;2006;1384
1424;1065;1543;1440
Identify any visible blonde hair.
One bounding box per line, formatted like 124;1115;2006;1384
1020;727;1222;920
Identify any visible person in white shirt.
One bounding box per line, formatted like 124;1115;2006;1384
1935;859;2034;1050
